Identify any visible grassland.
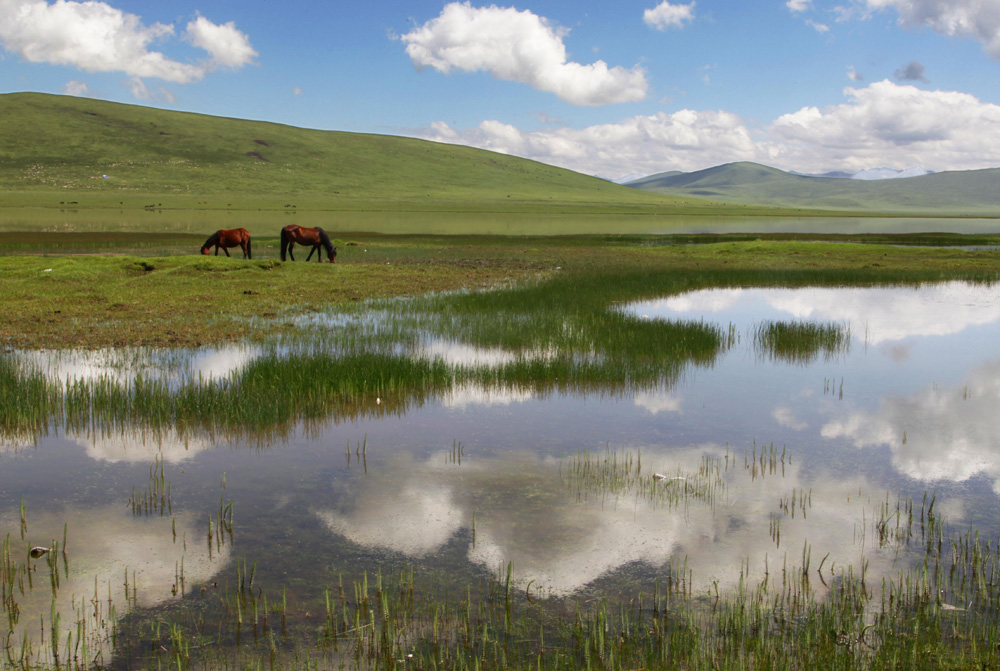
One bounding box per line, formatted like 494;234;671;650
2;232;999;349
0;92;814;217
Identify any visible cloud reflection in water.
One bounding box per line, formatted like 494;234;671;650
315;445;919;598
5;506;226;665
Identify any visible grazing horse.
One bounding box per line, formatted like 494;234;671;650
201;228;252;259
280;225;337;262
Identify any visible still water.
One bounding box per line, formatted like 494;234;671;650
1;207;999;235
3;281;1000;661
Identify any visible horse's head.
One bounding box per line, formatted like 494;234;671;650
328;246;337;263
200;246;211;255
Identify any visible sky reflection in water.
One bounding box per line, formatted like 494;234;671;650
3;281;1000;651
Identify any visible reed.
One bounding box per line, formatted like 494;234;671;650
752;320;851;364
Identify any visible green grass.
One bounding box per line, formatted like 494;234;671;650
2;234;1000;349
752;320;851;364
0;92;801;217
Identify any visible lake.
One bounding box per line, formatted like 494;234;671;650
3;279;1000;666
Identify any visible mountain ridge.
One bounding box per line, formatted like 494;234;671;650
625;161;1000;214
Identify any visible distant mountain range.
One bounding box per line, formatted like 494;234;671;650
624;162;1000;214
616;166;934;183
798;167;934;180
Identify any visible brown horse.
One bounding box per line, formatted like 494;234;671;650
201;228;252;259
280;225;336;262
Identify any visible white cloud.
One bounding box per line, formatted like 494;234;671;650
643;1;696;30
787;0;812;11
400;2;647;106
0;0;254;83
184;15;257;69
417;108;757;177
769;80;1000;172
863;0;1000;59
63;79;89;96
126;74;175;103
414;80;1000;176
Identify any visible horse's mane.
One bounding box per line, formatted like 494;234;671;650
201;231;220;250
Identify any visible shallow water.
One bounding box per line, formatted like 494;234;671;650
2;207;999;235
3;280;1000;662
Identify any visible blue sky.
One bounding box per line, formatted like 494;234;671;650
2;0;1000;179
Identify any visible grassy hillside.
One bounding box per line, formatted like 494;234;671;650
0;92;778;215
628;162;1000;215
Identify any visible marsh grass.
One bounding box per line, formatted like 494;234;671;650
563;446;728;511
752;320;851;364
0;356;58;444
86;515;1000;671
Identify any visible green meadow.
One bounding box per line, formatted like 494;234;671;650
1;92;805;216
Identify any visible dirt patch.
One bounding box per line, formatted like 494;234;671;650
254;139;270;147
246;151;270;162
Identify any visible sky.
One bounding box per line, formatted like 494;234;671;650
2;0;1000;180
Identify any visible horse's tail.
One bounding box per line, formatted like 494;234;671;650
279;227;288;261
246;234;253;260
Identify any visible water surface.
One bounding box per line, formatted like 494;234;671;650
3;280;1000;662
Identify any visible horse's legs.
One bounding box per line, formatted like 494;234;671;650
306;246;316;262
215;247;220;256
223;247;231;257
288;244;295;261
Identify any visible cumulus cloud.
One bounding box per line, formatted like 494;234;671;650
0;0;255;84
863;0;1000;59
400;2;647;106
184;15;257;69
413;79;1000;176
417;108;757;177
769;80;1000;172
643;1;696;30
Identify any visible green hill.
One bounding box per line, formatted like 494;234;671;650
627;161;1000;215
0;92;743;215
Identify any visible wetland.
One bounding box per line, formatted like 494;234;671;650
3;220;1000;670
